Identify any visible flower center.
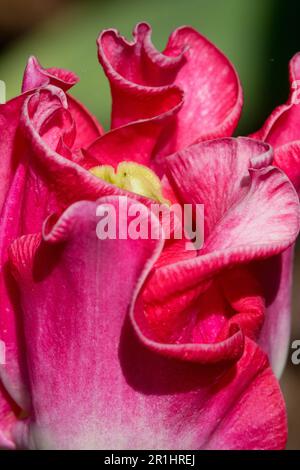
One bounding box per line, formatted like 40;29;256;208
90;162;169;204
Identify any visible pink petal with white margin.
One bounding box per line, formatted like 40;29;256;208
22;56;79;93
0;93;48;409
97;23;184;127
22;56;103;148
97;22;242;156
0;80;101;409
0;382;19;449
166;137;273;237
0;85;82;409
84;88;183;170
255;247;294;377
252;53;300;192
0;95;25;214
164;25;243;148
8;197;286;450
91;24;184;170
145;138;300;302
20;85;174;210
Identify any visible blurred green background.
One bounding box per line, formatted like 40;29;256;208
1;0;300;134
1;0;300;449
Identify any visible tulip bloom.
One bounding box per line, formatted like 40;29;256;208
0;23;300;450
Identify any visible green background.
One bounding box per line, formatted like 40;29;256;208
0;0;298;135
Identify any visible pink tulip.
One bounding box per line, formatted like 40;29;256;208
0;23;300;450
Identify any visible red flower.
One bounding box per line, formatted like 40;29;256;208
0;23;299;449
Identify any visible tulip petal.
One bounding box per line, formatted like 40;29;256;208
0;95;37;408
145;138;299;302
0;90;68;407
20;85;170;208
97;23;184;127
8;197;162;448
84;95;183;170
255;247;294;377
8;197;286;450
166;137;273;236
68;95;104;149
253;53;300;192
22;56;103;147
164;25;243;147
97;22;242;159
0;95;25;214
0;382;19;449
236;93;300;372
94;24;183;168
0;84;101;408
22;56;79;93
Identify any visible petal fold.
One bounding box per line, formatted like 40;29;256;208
146;138;299;302
22;56;79;93
253;53;300;192
8;197;286;450
96;23;243;165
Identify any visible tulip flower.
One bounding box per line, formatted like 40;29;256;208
0;23;300;450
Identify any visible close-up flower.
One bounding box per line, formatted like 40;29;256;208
1;2;300;453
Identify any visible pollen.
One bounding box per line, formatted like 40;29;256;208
90;162;170;205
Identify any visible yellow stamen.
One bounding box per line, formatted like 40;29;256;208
90;162;169;205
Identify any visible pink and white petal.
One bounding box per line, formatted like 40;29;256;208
164;26;243;148
252;53;300;192
0;85;101;408
9;198;286;450
21;56;79;93
67;95;104;150
21;56;103;149
202;338;286;450
252;53;300;145
97;23;242;153
0;382;20;449
255;247;294;378
123;317;286;450
96;23;184;166
0;95;26;213
8;197;163;449
218;266;265;341
142;264;264;356
20;86;167;208
0;96;34;408
273;141;300;193
146;162;299;303
85;90;182;169
166;137;273;237
97;23;184;128
138;281;244;364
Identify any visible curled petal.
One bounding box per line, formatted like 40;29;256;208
22;56;79;93
22;56;103;147
0;82;101;407
255;247;294;377
85;93;183;169
0;95;25;214
0;382;20;449
20;86;168;209
8;198;286;449
97;23;184;127
166;137;273;236
97;22;243;161
145;138;300;302
164;25;243;147
0;95;34;408
218;266;265;341
68;95;104;149
253;53;300;191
